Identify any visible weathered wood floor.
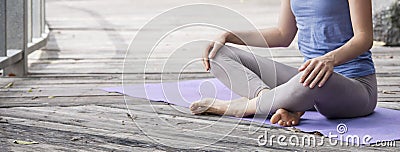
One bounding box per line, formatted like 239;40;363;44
1;0;399;151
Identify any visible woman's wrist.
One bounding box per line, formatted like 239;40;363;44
324;51;340;66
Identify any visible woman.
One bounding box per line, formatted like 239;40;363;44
189;0;377;127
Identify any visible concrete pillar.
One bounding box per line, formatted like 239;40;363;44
0;0;6;57
27;0;32;43
32;0;41;39
4;0;28;76
41;0;45;34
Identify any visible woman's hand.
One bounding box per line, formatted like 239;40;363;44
298;55;335;88
203;32;230;71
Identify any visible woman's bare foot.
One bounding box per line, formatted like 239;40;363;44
270;109;304;127
189;97;256;117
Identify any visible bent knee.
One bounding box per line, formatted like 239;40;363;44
285;72;331;92
285;72;314;92
213;45;236;58
210;46;238;66
278;72;318;101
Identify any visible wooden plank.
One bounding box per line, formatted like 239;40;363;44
378;102;400;110
0;106;279;151
1;105;394;151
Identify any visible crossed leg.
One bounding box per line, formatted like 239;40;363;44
190;46;376;126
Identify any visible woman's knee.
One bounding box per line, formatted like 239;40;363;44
213;45;236;59
285;72;315;95
274;72;317;107
210;46;237;67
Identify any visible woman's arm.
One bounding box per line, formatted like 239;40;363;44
325;0;373;66
299;0;373;88
203;0;297;71
226;0;298;47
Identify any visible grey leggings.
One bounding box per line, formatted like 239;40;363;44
210;45;377;118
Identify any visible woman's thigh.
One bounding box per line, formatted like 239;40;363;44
313;73;377;118
217;46;299;88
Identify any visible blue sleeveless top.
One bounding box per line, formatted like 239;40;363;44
290;0;375;78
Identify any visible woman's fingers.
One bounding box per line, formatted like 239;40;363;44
208;41;224;59
202;33;229;71
298;60;310;72
304;63;323;87
300;60;315;83
309;68;326;88
318;70;333;87
299;56;334;88
203;42;214;71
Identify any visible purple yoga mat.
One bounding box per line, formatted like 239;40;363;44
103;78;399;144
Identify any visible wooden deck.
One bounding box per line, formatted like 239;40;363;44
1;0;399;151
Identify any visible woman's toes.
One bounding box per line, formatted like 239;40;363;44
193;107;206;114
291;120;298;126
189;103;197;112
278;120;285;126
270;108;302;127
190;106;203;114
286;121;292;126
189;101;208;114
270;113;281;124
189;102;198;111
190;98;231;116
